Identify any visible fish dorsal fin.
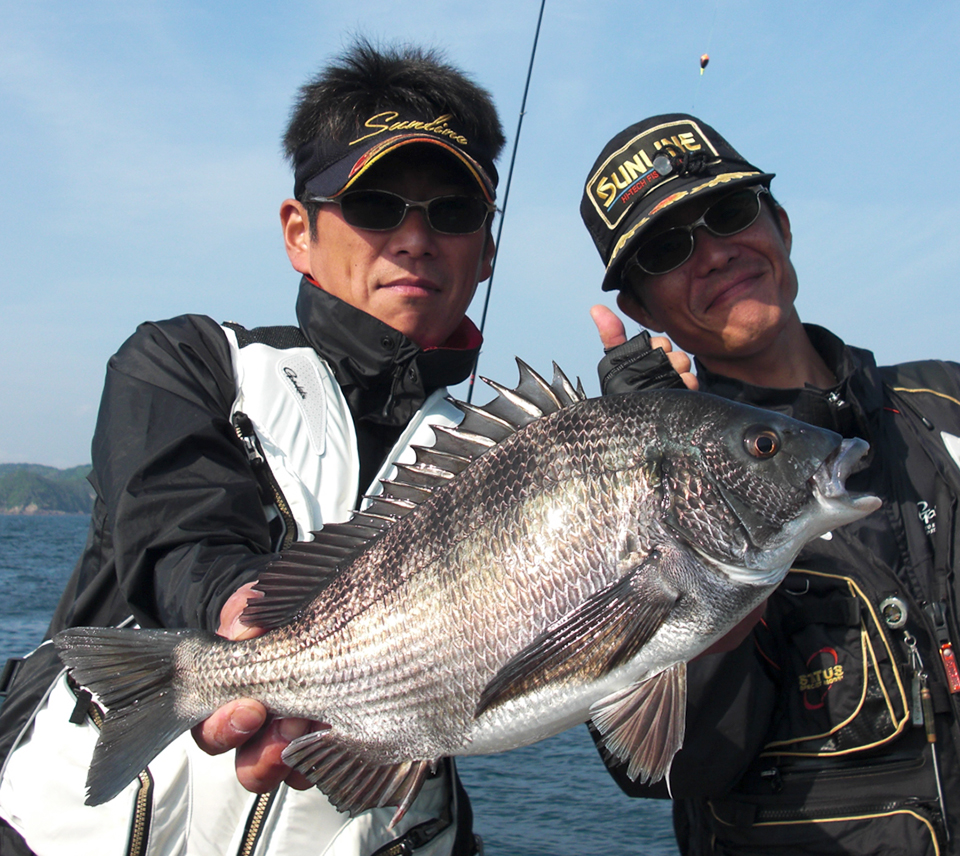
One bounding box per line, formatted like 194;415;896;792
240;562;341;629
452;360;584;441
380;359;583;513
243;523;388;628
250;359;585;628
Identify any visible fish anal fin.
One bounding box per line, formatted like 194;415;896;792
282;729;435;827
475;552;679;717
590;662;687;785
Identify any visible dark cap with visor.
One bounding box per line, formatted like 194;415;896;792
580;114;774;291
293;109;500;203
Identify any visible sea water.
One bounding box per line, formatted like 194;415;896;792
0;515;679;856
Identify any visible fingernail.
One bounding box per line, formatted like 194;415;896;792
278;718;309;742
230;703;265;736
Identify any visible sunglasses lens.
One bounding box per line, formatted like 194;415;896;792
427;197;490;234
632;187;764;275
703;189;762;235
336;191;489;234
338;191;407;230
634;229;694;275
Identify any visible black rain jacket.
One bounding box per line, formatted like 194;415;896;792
599;325;960;855
0;277;482;856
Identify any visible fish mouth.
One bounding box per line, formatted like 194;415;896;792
812;437;882;515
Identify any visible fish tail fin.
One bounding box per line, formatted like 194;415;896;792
54;626;215;806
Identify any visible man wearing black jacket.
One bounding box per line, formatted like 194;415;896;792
0;40;502;855
582;114;960;854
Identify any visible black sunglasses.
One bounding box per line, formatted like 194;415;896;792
629;185;769;276
308;189;496;235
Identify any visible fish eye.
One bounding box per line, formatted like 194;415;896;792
743;425;780;459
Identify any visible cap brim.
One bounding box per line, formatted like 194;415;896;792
304;135;497;203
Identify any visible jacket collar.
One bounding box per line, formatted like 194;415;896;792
695;324;885;440
295;277;482;426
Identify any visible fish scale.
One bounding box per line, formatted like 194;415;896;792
55;360;881;823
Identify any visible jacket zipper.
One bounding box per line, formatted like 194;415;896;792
752;798;921;824
232;411;298;550
127;770;154;856
79;688;154;856
236;790;278;856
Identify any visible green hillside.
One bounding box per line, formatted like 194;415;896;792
0;464;94;514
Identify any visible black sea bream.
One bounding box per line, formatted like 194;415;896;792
55;361;880;822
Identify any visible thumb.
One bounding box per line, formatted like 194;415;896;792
218;581;266;641
590;304;628;350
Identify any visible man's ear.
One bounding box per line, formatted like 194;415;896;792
281;199;312;275
616;288;663;333
775;204;792;255
478;232;496;282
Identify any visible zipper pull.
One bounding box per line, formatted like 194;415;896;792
826;390;845;408
924;602;960;693
233;411;265;466
759;766;783;794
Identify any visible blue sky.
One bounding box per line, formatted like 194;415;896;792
3;0;959;467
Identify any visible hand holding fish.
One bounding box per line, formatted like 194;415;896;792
191;581;315;793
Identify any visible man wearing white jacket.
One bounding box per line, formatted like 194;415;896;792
0;38;503;856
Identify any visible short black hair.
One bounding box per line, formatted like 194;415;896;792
283;38;505;187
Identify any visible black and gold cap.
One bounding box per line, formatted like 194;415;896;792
581;114;774;291
294;109;499;203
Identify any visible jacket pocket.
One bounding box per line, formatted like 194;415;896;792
710;804;941;855
709;749;943;855
761;569;911;758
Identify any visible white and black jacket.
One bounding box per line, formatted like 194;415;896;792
0;277;482;856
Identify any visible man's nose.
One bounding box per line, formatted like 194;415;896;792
389;208;436;255
691;226;739;273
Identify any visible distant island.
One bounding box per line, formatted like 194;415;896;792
0;464;94;514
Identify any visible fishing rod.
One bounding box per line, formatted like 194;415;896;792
467;0;546;403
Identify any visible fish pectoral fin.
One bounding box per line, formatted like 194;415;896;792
281;729;435;827
589;662;687;785
475;552;680;716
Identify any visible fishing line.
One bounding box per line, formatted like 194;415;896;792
467;0;547;403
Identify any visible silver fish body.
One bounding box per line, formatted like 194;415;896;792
56;363;880;820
